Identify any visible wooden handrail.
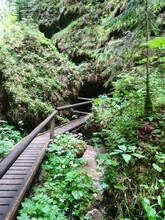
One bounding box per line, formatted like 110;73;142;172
56;100;92;111
0;98;93;179
78;97;92;101
0;110;57;179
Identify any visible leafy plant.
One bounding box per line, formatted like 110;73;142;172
87;89;164;219
109;145;145;164
142;198;158;220
0;120;23;158
17;133;94;219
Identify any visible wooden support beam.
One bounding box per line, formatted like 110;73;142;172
50;118;55;140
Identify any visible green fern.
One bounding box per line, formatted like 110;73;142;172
106;0;165;36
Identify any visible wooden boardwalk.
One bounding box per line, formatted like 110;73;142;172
0;115;88;220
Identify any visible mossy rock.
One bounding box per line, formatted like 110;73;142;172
70;139;87;158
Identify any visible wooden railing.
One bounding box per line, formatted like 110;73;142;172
0;98;93;179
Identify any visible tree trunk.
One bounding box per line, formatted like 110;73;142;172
144;0;153;116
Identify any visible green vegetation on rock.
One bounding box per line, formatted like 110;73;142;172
0;20;82;129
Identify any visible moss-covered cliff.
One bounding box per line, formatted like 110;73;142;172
0;22;83;129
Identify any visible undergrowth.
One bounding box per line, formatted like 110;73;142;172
87;62;165;219
0;120;23;158
17;133;95;220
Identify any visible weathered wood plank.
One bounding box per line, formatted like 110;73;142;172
0;179;23;184
0;191;16;197
28;143;44;147
0;206;9;214
6;171;28;175
9;167;31;171
0;214;6;220
23;147;42;150
4;140;49;220
24;150;41;152
0;198;12;205
19;155;38;157
21;152;40;155
2;174;27;179
14;161;34;167
0;185;20;191
18;157;37;160
15;159;35;162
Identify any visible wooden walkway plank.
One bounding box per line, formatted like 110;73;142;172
0;191;16;198
0;115;89;220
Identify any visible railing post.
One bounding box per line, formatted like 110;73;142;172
50;118;55;140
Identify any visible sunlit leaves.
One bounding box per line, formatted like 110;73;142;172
122;154;131;164
147;37;165;48
142;198;157;220
152;163;162;172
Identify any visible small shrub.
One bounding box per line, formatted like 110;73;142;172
0;120;23;158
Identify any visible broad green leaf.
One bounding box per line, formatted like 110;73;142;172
128;146;136;152
71;191;79;200
110;150;123;155
158;179;164;184
101;183;109;189
96;153;109;160
114;185;127;191
132;153;145;159
148;37;165;48
118;145;127;151
94;98;100;104
159;56;165;61
104;158;119;167
157;195;163;208
122;154;131;164
119;218;130;220
142;198;157;220
111;97;121;102
152;163;162;172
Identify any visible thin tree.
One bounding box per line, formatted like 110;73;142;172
144;0;153;115
106;0;163;115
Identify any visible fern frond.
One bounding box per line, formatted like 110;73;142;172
106;0;164;36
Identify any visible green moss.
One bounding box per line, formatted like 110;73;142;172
0;21;81;127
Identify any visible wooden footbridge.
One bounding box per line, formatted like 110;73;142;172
0;98;92;220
